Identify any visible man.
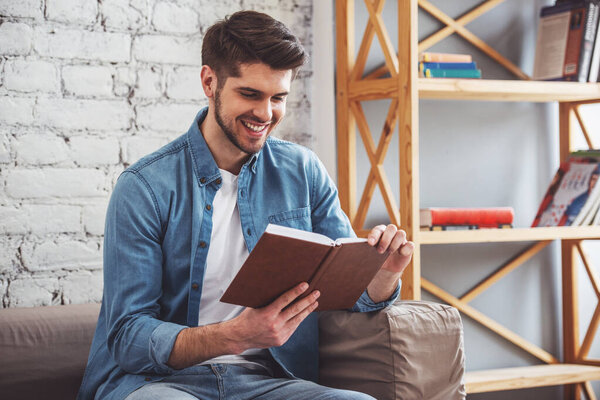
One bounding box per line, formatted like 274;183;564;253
78;10;415;400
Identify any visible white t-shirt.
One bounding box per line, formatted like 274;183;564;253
198;169;270;369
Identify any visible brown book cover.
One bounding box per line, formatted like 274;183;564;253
220;224;390;311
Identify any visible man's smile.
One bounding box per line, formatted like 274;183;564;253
241;119;270;136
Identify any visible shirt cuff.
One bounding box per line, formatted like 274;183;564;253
149;321;187;373
351;279;401;312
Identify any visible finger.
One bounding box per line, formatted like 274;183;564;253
388;230;407;253
268;282;309;312
367;224;387;246
286;299;319;331
399;241;415;257
377;224;398;254
281;290;320;321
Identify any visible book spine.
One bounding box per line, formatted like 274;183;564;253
306;245;341;295
424;68;481;78
420;52;473;63
427;208;514;227
578;2;599;82
588;16;600;81
563;7;587;80
419;62;477;71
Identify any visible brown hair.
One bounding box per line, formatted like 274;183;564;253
202;10;307;84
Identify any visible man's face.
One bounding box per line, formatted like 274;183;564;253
213;63;292;155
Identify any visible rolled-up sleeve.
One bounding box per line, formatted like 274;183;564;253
351;281;401;312
103;171;185;375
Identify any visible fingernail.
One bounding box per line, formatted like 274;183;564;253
313;291;320;298
401;245;412;256
300;282;308;290
368;237;375;245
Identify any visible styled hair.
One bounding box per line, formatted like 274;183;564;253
202;10;307;83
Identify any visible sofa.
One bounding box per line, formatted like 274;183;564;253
0;300;465;400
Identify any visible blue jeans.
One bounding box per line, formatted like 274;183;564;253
125;364;374;400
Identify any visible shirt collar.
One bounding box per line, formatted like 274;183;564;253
186;107;260;187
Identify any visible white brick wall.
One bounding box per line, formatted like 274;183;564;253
0;0;313;308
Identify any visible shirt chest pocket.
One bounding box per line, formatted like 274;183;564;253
268;206;312;231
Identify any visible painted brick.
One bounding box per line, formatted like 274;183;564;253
0;96;35;125
0;133;10;163
6;168;106;198
166;67;202;100
100;0;148;31
14;133;69;165
21;240;102;272
0;22;33;56
3;60;60;93
63;65;114;97
136;102;200;133
35;98;132;131
197;3;241;29
152;2;199;34
7;276;61;307
46;0;98;25
0;237;20;275
0;0;44;19
61;270;103;304
34;27;131;62
83;202;108;235
0;205;81;235
68;136;120;166
133;34;202;65
136;68;163;98
122;136;168;165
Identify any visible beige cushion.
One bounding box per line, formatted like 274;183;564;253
319;300;466;400
0;303;100;400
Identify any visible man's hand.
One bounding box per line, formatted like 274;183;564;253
227;282;320;353
366;224;415;303
367;224;415;275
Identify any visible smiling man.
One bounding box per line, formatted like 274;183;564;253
78;10;414;400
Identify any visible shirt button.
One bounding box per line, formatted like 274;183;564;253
206;205;212;211
247;228;251;236
191;283;199;290
216;178;222;185
200;177;206;184
240;190;245;198
144;377;151;382
200;241;206;248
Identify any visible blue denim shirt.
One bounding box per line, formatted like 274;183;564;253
77;107;400;400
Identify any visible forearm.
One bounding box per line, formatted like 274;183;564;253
167;319;244;370
367;268;402;303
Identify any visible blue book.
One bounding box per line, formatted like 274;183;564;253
419;62;477;72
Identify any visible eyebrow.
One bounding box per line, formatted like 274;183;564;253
237;87;289;97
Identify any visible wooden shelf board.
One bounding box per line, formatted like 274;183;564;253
465;364;600;393
418;226;600;244
418;78;600;102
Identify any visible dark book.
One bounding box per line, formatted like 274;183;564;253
220;224;390;311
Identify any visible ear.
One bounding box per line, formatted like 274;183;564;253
200;65;218;99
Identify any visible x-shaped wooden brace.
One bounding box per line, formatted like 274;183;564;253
365;0;530;80
349;0;402;230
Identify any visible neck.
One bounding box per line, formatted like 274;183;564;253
200;108;249;175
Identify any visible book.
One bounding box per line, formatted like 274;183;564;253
419;52;473;63
532;154;600;227
419;62;478;72
422;68;482;78
533;1;598;82
420;207;514;229
220;224;390;311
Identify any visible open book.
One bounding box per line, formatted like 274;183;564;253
220;224;390;311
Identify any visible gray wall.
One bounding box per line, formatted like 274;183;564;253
339;0;600;398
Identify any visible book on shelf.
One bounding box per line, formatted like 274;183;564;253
420;207;514;230
533;0;599;82
422;68;481;79
419;61;478;72
220;224;390;312
419;52;472;63
532;151;600;227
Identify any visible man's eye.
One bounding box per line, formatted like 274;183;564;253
272;96;284;102
241;92;255;98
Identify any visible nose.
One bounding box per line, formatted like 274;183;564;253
253;99;272;123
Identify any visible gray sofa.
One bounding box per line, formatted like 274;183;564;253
0;300;465;400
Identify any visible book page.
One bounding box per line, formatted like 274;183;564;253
265;223;334;245
533;12;570;80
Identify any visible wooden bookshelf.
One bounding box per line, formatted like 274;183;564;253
335;1;600;398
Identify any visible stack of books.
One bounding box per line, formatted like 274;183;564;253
419;52;482;79
420;207;514;230
532;150;600;227
534;0;600;82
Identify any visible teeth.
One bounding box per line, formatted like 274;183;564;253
242;120;267;133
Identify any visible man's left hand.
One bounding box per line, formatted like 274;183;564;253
367;224;415;275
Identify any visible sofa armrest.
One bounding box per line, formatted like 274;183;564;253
319;300;466;400
0;303;100;400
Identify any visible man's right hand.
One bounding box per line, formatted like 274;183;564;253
226;282;320;353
